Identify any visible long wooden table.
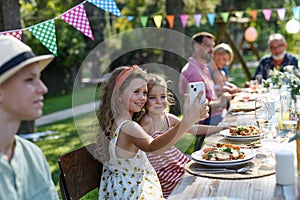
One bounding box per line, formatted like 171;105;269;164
169;104;300;200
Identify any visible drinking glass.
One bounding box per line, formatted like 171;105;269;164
278;92;297;139
259;122;279;164
255;97;269;127
255;74;263;94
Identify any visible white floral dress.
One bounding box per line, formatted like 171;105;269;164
99;120;165;200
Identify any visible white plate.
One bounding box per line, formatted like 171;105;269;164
191;148;255;167
219;129;260;142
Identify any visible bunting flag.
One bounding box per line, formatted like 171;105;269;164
263;9;272;21
292;6;300;20
207;13;216;26
220;12;230;23
60;4;94;40
87;0;122;16
127;16;135;21
2;0;300;57
166;15;175;29
1;30;22;40
180;14;188;28
248;10;258;21
193;14;201;27
153;15;163;28
140;16;148;27
277;8;286;21
28;20;58;56
235;11;244;19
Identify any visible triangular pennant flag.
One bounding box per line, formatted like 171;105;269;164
166;15;175;29
292;6;300;20
277;8;286;21
153;15;163;28
207;13;216;26
28;20;57;56
220;12;230;23
248;10;258;21
235;11;244;19
193;14;201;27
127;16;135;21
262;9;272;21
1;30;22;40
60;4;94;40
140;16;148;27
87;0;122;16
180;14;188;28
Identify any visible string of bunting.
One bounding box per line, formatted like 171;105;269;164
0;0;122;56
1;1;300;56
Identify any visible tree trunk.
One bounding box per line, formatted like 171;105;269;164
0;0;21;31
165;0;185;115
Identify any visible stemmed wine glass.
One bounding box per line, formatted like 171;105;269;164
255;74;263;94
255;97;270;127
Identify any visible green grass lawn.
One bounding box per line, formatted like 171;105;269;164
43;87;99;115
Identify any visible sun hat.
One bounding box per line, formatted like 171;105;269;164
0;35;54;84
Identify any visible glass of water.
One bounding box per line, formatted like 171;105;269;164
259;122;279;164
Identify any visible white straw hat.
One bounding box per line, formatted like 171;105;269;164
0;35;54;84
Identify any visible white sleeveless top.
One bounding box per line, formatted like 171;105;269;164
98;120;165;200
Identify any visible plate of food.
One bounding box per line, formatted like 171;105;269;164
191;144;255;167
229;101;260;112
219;126;261;142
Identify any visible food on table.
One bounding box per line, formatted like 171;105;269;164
229;125;260;136
201;143;245;161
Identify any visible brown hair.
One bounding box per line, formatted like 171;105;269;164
146;73;175;107
95;65;148;162
192;31;215;46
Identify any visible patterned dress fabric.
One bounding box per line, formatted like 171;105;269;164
146;113;191;198
99;120;164;200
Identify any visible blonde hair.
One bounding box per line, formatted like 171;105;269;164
213;43;233;65
95;66;148;162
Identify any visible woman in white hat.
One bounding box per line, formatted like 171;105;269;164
0;35;58;200
208;43;240;96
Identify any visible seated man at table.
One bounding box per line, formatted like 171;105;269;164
178;32;232;150
253;33;298;80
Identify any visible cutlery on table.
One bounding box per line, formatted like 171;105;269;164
193;165;252;174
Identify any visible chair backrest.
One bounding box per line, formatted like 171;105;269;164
58;143;103;200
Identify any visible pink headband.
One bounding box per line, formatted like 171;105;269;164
114;65;139;89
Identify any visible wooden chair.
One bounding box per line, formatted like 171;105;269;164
58;143;103;200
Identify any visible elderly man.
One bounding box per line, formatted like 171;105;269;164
253;33;298;79
178;32;232;150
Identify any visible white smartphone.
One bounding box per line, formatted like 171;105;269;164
188;82;206;105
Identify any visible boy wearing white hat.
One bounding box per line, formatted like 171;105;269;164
0;35;58;199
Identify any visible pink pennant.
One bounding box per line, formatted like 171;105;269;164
1;30;22;40
180;14;188;28
60;4;94;40
262;9;272;21
277;8;286;21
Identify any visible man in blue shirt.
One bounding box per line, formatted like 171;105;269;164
253;33;298;79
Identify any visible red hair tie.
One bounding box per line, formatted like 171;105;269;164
114;65;139;89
